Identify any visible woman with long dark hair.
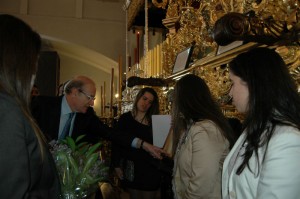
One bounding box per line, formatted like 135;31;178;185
172;74;234;199
222;47;300;199
0;14;61;198
112;87;162;199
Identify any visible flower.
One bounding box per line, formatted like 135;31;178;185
50;135;109;199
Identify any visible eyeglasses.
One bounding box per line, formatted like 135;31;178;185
78;89;96;101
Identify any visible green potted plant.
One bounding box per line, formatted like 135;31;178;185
51;135;109;199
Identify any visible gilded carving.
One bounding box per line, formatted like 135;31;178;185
152;0;168;9
126;0;300;117
166;1;180;18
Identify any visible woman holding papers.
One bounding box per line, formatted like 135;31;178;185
112;87;162;199
171;74;234;199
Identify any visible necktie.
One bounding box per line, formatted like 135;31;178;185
59;112;75;140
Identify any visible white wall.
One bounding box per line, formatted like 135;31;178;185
0;0;126;115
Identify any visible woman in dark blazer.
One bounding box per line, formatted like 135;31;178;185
0;14;61;198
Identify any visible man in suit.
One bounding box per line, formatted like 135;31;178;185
31;75;163;155
32;76;117;144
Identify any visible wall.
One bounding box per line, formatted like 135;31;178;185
0;0;126;115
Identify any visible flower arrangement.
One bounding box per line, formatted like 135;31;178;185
50;135;109;199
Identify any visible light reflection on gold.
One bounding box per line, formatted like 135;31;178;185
125;0;300;118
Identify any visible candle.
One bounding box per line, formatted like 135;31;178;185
156;45;159;76
118;55;122;115
100;85;103;117
134;48;137;65
158;44;161;76
137;32;140;65
110;68;114;117
128;55;131;72
103;81;106;116
153;48;157;77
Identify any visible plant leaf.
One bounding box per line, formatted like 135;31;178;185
82;153;98;174
66;136;76;152
77;145;89;156
75;134;86;143
85;173;103;185
77;142;88;149
67;155;79;177
86;142;101;158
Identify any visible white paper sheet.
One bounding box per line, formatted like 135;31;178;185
152;115;172;148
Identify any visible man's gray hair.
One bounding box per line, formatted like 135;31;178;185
64;79;84;94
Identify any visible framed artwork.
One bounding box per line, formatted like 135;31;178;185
172;45;194;74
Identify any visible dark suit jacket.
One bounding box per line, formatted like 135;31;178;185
0;92;61;198
31;95;133;146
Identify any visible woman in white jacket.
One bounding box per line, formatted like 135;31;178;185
222;47;300;199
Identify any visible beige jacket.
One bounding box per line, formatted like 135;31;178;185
173;120;229;199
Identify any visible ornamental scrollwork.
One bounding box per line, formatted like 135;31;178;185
152;0;168;9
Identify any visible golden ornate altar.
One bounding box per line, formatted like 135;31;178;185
124;0;300;118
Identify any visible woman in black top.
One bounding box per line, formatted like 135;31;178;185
112;87;161;199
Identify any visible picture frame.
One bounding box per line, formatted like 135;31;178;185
216;40;244;55
172;45;194;74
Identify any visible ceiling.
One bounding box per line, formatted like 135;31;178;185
127;0;167;30
42;36;118;75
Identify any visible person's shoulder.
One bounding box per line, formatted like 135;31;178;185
32;95;62;105
35;95;61;101
123;111;132;117
0;92;18;111
264;125;300;156
119;111;132;118
116;111;133;123
193;120;222;136
273;125;300;140
0;93;24;121
76;106;97;118
32;95;60;102
194;119;218;129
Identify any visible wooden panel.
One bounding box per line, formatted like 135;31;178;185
36;51;60;96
